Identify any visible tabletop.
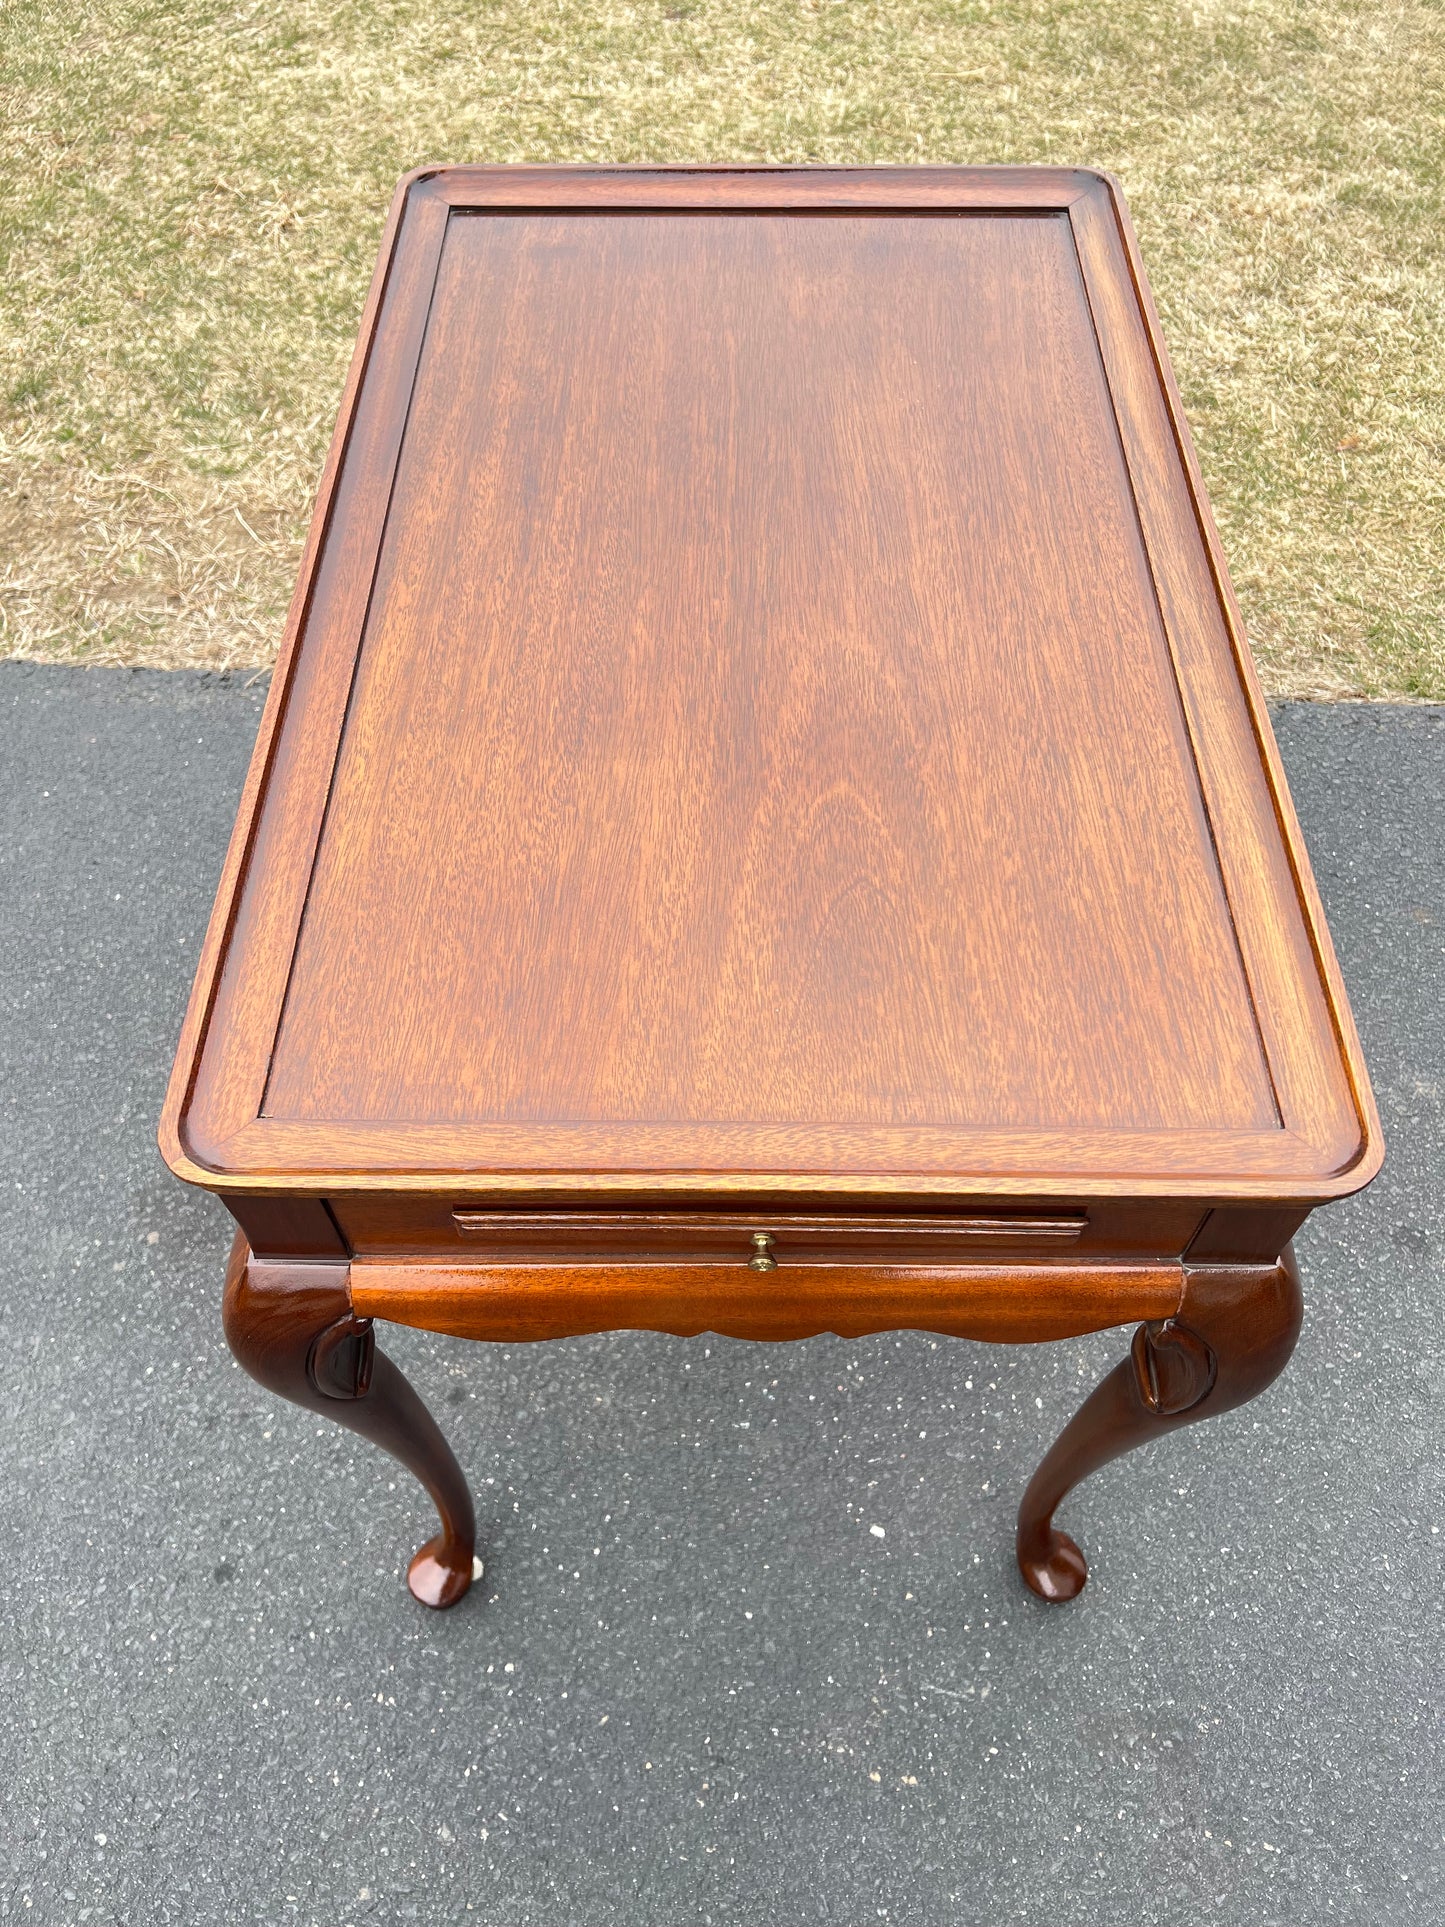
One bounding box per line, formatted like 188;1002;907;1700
160;166;1379;1209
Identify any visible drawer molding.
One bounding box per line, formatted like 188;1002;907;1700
449;1209;1088;1265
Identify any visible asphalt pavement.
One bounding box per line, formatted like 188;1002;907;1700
1;661;1441;1926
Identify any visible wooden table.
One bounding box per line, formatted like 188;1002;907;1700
160;166;1380;1611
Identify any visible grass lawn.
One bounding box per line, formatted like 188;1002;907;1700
1;0;1441;696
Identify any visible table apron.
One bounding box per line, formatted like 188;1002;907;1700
347;1260;1183;1345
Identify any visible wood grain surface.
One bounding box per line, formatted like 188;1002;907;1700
268;207;1272;1142
160;167;1380;1204
348;1257;1183;1345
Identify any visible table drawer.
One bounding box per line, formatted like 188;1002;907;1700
458;1210;1085;1267
328;1200;1206;1265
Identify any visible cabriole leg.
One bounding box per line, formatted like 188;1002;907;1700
1016;1248;1303;1601
222;1231;477;1609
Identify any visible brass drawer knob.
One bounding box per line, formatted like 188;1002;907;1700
749;1231;777;1272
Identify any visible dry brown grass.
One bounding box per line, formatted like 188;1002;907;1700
2;0;1442;695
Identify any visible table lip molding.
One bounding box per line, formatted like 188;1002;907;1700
158;163;1382;1207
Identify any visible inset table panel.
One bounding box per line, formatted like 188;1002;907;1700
267;210;1269;1139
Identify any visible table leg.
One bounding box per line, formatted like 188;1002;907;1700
1015;1247;1302;1601
221;1232;477;1609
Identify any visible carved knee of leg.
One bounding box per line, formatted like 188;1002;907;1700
1130;1319;1217;1417
308;1314;376;1400
221;1231;357;1414
1175;1246;1304;1419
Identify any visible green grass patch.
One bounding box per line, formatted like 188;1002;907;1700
1;0;1441;693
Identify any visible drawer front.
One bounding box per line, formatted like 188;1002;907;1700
329;1198;1206;1265
449;1210;1086;1266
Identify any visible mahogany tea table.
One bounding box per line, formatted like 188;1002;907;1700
159;165;1381;1611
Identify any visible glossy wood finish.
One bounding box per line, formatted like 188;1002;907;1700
270;210;1273;1143
161;166;1379;1200
158;167;1382;1611
1016;1248;1304;1599
349;1258;1183;1345
330;1195;1205;1259
222;1234;476;1608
